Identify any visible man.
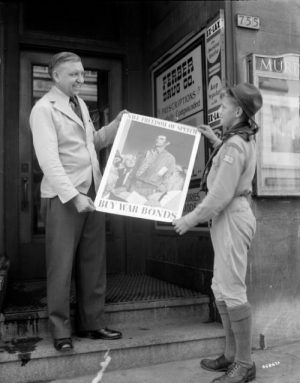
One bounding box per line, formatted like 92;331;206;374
131;134;176;197
30;51;127;351
105;154;137;202
173;83;263;383
114;154;137;189
103;151;124;198
146;165;186;210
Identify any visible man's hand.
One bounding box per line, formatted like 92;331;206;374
105;110;129;132
157;184;167;192
172;217;192;235
72;194;96;213
197;124;221;147
114;109;129;125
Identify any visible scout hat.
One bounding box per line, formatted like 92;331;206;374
229;82;263;124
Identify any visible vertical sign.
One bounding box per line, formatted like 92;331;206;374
206;9;226;135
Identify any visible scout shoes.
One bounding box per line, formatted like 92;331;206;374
200;354;233;372
211;361;256;383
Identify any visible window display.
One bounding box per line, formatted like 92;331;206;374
249;54;300;195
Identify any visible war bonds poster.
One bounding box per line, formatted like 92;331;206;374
94;113;201;222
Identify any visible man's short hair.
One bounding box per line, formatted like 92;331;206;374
48;52;81;79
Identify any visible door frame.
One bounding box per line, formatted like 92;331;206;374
17;50;124;280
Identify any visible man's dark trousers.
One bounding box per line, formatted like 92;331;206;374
43;187;106;339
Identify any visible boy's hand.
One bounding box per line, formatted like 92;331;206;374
172;217;191;235
197;124;221;146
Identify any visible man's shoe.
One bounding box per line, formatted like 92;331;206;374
211;362;256;383
200;354;233;372
77;328;122;340
53;338;73;352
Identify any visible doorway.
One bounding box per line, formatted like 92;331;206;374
18;51;126;280
3;50;208;326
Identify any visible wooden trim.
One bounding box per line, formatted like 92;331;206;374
3;2;20;273
224;0;236;86
0;4;5;257
20;32;126;58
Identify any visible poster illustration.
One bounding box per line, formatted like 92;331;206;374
95;113;201;222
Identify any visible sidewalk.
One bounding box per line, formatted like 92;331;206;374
48;340;300;383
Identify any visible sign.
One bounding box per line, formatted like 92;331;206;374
249;53;300;196
152;31;206;183
153;39;204;123
95;113;201;222
205;9;226;131
237;14;260;30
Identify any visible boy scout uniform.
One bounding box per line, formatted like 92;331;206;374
183;133;257;307
179;82;263;383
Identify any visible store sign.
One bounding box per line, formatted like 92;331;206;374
154;45;204;122
152;30;206;185
249;53;300;196
256;56;299;75
206;10;226;130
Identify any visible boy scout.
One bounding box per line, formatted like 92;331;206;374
173;83;263;383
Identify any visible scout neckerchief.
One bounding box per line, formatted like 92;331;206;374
199;121;256;192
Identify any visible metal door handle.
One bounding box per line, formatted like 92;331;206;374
21;176;29;210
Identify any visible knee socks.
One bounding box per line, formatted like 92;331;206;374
216;300;235;362
228;302;253;368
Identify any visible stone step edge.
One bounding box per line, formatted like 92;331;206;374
2;295;210;320
0;321;224;364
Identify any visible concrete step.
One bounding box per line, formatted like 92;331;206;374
38;358;219;383
2;274;211;340
1;296;210;339
32;342;300;383
0;320;225;383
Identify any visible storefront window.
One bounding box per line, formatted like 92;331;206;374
249;54;300;196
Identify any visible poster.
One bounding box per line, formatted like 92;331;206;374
249;53;300;196
95;113;201;222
